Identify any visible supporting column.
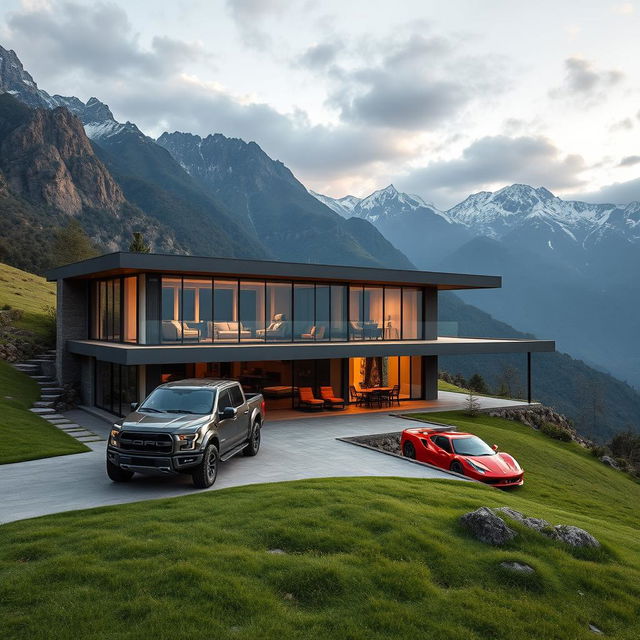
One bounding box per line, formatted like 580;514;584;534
423;355;438;401
423;287;438;340
56;279;89;387
527;352;532;404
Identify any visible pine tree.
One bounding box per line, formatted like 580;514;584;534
49;220;99;268
129;232;151;253
468;373;489;394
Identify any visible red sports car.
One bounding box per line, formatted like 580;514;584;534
400;427;524;487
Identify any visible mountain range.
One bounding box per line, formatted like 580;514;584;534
0;44;410;271
1;43;639;438
313;184;640;389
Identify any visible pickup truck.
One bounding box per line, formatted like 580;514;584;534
106;379;265;488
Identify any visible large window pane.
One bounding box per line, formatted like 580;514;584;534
402;288;423;339
112;278;121;342
184;278;212;343
161;277;182;343
95;361;111;411
383;287;401;340
240;281;265;342
213;279;239;342
123;276;137;343
99;281;108;339
315;284;330;341
330;285;347;341
363;287;383;340
411;356;422;398
400;356;411;397
106;280;113;339
349;286;363;340
294;283;314;341
264;282;292;342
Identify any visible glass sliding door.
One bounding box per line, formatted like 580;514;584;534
95;362;138;417
240;281;265;342
315;284;330;341
363;287;383;340
213;279;239;342
383;287;401;340
293;283;314;341
265;282;292;342
402;287;423;339
349;286;363;340
161;277;182;343
183;278;212;343
330;285;347;341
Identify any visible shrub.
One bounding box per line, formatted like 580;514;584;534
540;422;572;442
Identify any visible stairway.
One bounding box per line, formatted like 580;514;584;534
13;351;103;443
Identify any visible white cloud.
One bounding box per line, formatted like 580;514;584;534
396;135;587;208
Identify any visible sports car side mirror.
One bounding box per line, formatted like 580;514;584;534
492;444;499;452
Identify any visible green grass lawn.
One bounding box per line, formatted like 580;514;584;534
0;360;89;464
0;411;639;639
0;261;56;339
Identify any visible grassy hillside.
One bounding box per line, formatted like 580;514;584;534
0;360;89;464
0;411;638;639
0;261;56;338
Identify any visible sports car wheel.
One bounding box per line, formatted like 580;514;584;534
450;460;464;475
402;441;416;459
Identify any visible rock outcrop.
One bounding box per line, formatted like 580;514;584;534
460;507;517;545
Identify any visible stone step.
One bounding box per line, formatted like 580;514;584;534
32;375;53;381
34;400;55;408
30;407;55;415
76;435;103;442
65;430;94;438
47;419;72;425
34;354;56;360
56;423;81;430
40;387;63;393
14;364;39;371
40;395;62;402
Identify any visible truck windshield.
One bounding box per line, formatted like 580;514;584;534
139;388;216;415
451;436;495;457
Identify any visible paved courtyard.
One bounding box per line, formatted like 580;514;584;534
0;392;529;524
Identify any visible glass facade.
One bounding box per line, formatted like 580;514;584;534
95;361;138;416
349;356;423;400
90;276;136;342
90;274;429;344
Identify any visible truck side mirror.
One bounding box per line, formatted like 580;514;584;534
131;402;139;411
219;406;237;420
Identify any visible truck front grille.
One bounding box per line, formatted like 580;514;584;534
118;432;173;454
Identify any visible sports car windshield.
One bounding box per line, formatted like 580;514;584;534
139;388;216;415
452;436;495;456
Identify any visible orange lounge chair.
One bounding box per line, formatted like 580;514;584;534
298;387;325;411
320;386;345;410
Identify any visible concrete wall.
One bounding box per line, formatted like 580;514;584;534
56;279;88;387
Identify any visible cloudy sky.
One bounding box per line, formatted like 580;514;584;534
1;0;639;208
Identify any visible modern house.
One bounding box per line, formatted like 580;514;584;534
46;252;555;416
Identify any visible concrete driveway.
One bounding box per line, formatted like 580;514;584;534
0;411;465;525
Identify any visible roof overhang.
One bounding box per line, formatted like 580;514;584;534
66;337;555;366
46;252;501;290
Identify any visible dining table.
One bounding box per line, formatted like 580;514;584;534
358;386;393;407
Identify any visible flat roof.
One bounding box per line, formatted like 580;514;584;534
66;336;554;366
45;252;501;290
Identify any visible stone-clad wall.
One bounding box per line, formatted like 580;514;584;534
56;279;89;387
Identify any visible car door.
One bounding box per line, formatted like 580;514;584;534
216;388;239;453
228;384;250;446
430;435;454;469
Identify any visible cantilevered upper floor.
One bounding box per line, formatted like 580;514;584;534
46;252;554;360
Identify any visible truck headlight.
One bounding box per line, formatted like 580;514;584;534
176;433;199;450
110;427;121;447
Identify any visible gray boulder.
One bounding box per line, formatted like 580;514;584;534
499;561;535;574
546;525;600;548
460;507;517;545
494;507;551;532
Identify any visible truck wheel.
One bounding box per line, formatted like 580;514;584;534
106;459;134;482
192;443;219;488
243;421;261;457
